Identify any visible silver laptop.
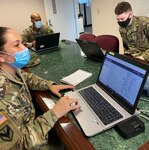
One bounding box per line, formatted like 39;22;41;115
32;33;60;52
76;39;106;62
65;51;148;137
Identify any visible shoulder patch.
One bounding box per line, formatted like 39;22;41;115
0;112;7;125
0;125;13;141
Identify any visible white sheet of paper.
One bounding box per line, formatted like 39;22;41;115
60;69;92;86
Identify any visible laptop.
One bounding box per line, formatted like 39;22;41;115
76;39;106;62
65;51;149;137
32;32;60;52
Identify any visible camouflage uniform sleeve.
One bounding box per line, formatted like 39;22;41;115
144;20;149;38
20;109;58;149
21;69;55;91
142;49;149;61
0;110;58;149
0;72;58;149
142;22;149;61
119;28;128;51
22;28;33;49
44;25;54;34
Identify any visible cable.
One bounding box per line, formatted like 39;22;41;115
140;97;149;102
139;110;149;121
137;108;149;120
140;114;149;121
139;109;149;113
138;97;149;120
141;112;149;118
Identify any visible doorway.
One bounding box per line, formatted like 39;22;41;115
44;0;79;42
78;1;92;34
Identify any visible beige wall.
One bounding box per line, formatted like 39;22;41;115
0;0;47;34
0;0;124;53
91;0;124;53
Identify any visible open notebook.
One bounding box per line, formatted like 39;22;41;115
65;51;149;136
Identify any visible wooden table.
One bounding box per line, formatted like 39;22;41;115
138;140;149;150
31;91;95;150
28;42;149;150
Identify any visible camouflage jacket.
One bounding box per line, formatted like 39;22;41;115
119;16;149;61
22;25;54;48
0;68;58;150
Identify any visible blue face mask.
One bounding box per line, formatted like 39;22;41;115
35;21;42;29
10;48;30;69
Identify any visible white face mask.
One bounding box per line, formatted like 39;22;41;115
35;21;42;29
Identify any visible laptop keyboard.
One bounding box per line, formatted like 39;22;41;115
79;87;123;125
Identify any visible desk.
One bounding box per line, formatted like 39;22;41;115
29;42;149;150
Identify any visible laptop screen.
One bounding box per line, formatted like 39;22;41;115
97;52;148;113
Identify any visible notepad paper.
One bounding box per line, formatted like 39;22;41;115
60;69;92;86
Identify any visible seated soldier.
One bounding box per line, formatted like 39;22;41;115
22;12;54;49
0;26;80;149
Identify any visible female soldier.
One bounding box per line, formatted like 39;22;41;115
0;26;80;149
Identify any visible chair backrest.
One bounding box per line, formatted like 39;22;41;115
95;35;119;53
79;34;119;53
79;33;96;42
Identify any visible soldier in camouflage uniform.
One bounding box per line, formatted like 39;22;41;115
0;27;80;150
22;12;54;49
22;12;54;68
115;1;149;61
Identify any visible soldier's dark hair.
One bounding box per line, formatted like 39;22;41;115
0;27;10;51
115;1;132;15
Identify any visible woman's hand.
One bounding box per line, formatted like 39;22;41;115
52;96;80;118
49;84;75;97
